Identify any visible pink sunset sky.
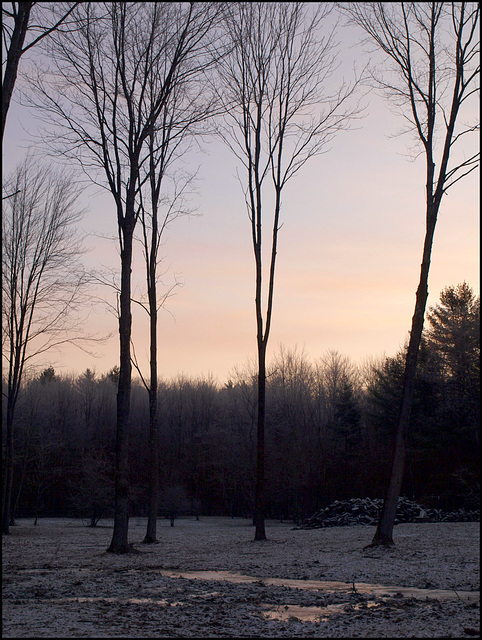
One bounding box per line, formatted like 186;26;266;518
3;16;479;384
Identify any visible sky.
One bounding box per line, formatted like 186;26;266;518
3;11;479;385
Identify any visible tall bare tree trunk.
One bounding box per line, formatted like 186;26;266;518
2;400;15;534
108;214;134;554
143;332;159;543
2;2;32;140
2;2;79;141
143;227;159;544
2;337;21;535
372;211;437;545
254;341;267;540
340;1;479;548
218;2;357;542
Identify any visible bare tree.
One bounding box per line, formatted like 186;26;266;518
1;1;80;140
135;164;195;543
217;2;360;540
2;157;87;534
26;2;223;552
340;2;479;546
132;43;220;542
133;162;192;545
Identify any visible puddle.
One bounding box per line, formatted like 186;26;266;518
160;570;479;603
17;570;477;619
35;596;183;606
263;601;381;622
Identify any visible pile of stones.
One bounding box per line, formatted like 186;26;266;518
296;497;480;529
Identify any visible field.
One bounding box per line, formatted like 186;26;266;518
2;516;480;637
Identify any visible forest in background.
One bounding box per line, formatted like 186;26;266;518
3;282;479;526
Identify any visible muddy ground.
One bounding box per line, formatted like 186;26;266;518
2;517;480;637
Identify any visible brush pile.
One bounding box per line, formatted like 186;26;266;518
296;497;480;529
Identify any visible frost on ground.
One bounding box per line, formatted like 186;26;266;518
2;517;480;638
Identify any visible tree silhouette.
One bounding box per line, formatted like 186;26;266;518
217;1;360;540
27;1;222;552
341;1;479;546
2;158;87;534
1;1;79;140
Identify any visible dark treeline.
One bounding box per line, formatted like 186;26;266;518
4;283;479;527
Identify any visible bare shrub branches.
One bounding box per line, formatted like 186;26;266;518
2;156;88;382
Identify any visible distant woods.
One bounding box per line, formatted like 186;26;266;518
5;283;479;525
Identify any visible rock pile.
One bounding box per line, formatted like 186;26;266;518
296;497;480;529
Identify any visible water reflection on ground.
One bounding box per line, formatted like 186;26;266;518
31;568;479;626
159;570;479;603
263;601;381;622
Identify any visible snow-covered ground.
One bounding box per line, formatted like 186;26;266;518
2;516;480;637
